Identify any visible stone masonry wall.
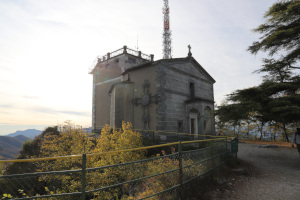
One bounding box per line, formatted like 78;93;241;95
156;59;215;134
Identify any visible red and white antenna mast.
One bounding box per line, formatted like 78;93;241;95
163;0;172;59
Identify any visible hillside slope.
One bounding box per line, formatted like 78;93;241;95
0;135;30;159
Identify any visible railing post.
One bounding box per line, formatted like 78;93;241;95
211;139;215;173
123;45;127;53
150;54;154;61
153;131;155;143
178;141;183;200
225;137;229;162
81;153;87;200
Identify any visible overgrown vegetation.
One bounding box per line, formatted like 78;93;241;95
0;121;227;199
1;121;145;199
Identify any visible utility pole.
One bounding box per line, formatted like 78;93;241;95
163;0;172;59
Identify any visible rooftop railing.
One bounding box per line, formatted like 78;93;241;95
89;46;154;73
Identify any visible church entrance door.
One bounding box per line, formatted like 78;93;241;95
191;119;195;134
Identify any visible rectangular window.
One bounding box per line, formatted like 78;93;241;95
190;82;195;98
127;58;136;64
178;121;183;132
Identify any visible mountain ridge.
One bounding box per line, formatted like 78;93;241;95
0;135;31;159
6;129;42;139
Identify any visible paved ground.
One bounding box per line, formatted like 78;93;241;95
208;142;300;200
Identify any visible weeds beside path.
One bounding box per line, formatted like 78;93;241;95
206;142;300;200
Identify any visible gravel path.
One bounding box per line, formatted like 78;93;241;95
208;142;300;200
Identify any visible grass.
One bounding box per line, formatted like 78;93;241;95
240;139;293;148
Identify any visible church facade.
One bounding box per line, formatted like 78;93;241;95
90;46;215;138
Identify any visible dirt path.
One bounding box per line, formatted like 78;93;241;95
209;142;300;200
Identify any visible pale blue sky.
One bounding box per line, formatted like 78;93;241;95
0;0;275;135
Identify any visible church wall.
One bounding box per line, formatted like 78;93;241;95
156;64;191;132
164;92;188;132
202;102;215;135
110;83;134;128
128;66;157;131
95;63;122;83
156;65;167;131
166;62;214;100
93;53;149;131
156;61;215;135
92;55;215;135
95;83;112;130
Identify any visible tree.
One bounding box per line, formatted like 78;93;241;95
3;126;60;175
216;0;300;141
248;0;300;72
216;79;299;140
37;121;145;199
0;156;4;175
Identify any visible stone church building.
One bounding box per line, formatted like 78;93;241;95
90;45;215;138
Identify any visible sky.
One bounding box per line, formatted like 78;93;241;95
0;0;276;135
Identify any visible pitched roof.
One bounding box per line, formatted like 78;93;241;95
122;57;216;83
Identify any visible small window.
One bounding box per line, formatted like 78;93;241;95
127;58;136;63
178;121;183;131
190;82;195;98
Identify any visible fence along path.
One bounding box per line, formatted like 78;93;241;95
0;137;236;200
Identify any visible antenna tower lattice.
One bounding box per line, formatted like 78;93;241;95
163;0;172;59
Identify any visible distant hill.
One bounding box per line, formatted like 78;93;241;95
0;135;30;159
14;135;31;143
6;129;42;139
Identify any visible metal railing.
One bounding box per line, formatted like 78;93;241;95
0;138;237;199
89;46;152;73
93;125;220;143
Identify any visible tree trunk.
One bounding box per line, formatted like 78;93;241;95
258;121;264;140
283;124;289;142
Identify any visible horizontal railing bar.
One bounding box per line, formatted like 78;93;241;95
93;126;228;138
0;153;180;179
0;138;234;200
86;150;228;198
182;168;213;185
182;138;226;145
87;152;179;172
0;169;82;179
0;141;181;163
0;145;226;178
182;152;227;170
139;183;180;200
86;141;180;158
0;155;82;163
86;167;180;193
181;143;225;155
13;191;81;200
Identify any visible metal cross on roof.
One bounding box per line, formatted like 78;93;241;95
188;45;192;57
